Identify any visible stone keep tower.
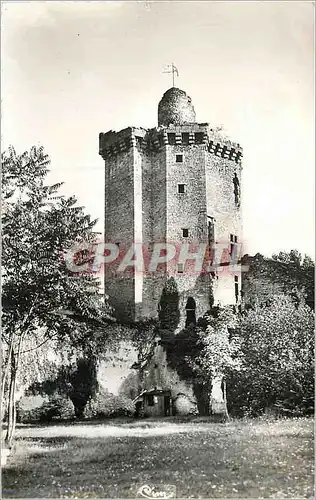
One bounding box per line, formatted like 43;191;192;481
99;87;243;324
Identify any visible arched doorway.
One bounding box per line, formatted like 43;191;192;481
185;296;196;327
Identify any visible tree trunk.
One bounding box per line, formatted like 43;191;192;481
194;382;210;416
5;335;23;446
222;379;230;420
5;356;17;446
1;337;14;408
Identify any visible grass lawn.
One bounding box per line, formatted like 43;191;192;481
2;417;314;498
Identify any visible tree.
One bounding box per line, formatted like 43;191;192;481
158;277;180;333
187;306;240;416
227;294;314;416
1;146;118;444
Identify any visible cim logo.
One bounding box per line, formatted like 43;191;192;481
137;484;176;499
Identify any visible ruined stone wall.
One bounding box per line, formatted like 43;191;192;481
158;87;196;126
99;339;225;416
97;340;139;395
142;343;196;403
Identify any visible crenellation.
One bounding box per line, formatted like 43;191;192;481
202;132;208;145
215;143;222;156
161;131;168;145
175;132;182;145
135;136;142;149
229;148;236;160
206;138;243;164
222;145;229;159
118;139;126;153
100;124;243;162
189;132;195;145
112;143;119;156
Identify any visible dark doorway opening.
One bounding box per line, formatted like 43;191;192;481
185;296;196;327
164;396;171;416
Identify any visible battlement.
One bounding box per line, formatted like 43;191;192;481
99;127;147;160
99;123;242;163
207;128;243;163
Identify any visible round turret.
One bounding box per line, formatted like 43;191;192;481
158;87;196;126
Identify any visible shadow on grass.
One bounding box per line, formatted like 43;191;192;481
16;435;81;446
14;414;229;430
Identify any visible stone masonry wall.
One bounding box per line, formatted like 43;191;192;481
103;140;136;322
158;88;196;126
205;132;243;306
164;128;211;327
100;123;243;321
140;142;168;319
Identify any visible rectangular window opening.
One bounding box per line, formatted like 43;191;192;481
176;154;183;163
178;184;186;194
182;228;189;238
167;133;176;145
177;263;184;273
195;132;204;144
182;133;190;145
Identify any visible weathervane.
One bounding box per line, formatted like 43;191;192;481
163;63;179;87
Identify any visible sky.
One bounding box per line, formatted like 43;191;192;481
2;1;315;259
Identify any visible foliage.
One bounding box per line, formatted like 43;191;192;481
173;394;198;415
84;389;135;419
61;356;99;418
158;277;180;333
17;394;74;423
162;325;200;381
189;306;240;383
227;294;314;417
27;355;99;419
129;318;159;371
1;145;118;444
2;146;114;345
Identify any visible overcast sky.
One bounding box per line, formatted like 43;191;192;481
2;1;315;258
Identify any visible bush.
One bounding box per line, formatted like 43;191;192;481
226;294;315;419
18;394;74;423
85;389;135;419
174;394;198;416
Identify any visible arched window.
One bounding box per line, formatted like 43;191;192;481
185;296;196;327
